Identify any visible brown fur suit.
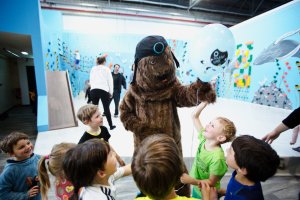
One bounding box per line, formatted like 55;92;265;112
120;36;216;196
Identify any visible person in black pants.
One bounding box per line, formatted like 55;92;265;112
85;84;92;104
109;64;126;118
89;55;116;130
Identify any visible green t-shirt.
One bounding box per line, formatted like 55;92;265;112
136;196;198;200
189;129;228;198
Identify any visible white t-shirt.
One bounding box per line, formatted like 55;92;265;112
75;52;80;60
79;167;124;200
89;64;114;95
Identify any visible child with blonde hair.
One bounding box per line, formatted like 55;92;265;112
181;102;236;198
0;131;41;200
63;138;131;200
77;104;125;166
38;143;76;200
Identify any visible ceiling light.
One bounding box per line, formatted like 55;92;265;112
169;12;182;16
4;49;20;57
21;51;29;55
125;8;152;12
80;3;97;7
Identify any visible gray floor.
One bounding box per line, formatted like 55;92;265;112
0;106;300;199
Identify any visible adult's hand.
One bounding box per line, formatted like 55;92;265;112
262;130;281;144
262;123;289;144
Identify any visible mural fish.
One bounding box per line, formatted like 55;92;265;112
254;28;300;65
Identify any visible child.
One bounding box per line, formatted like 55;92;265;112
132;134;217;200
62;138;131;200
38;143;76;200
76;104;125;166
74;50;80;69
0;131;41;200
223;135;280;200
181;102;236;198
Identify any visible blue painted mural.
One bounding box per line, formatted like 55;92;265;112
42;2;300;110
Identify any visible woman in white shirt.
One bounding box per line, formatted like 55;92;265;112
89;55;116;130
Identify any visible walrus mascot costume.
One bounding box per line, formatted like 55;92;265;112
120;35;216;196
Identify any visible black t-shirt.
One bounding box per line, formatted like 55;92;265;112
78;126;111;144
112;72;126;93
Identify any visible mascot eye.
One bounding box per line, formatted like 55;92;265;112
150;60;156;65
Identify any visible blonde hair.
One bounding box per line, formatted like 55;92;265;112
76;104;99;123
216;117;236;143
38;143;76;200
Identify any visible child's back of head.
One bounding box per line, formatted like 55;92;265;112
63;139;111;200
132;134;185;199
77;104;98;123
38;143;76;200
232;135;280;182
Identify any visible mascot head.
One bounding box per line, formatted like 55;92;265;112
132;35;179;91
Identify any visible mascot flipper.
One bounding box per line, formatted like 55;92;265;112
120;35;216;196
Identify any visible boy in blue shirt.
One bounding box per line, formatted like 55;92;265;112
0;131;41;200
224;135;280;200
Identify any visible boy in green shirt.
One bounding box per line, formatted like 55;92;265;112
181;102;236;198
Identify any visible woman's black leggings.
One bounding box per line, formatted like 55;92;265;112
90;89;114;128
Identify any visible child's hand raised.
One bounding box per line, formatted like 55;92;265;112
27;186;39;198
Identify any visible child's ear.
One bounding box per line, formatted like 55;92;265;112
217;135;226;143
96;170;106;178
83;120;89;125
238;167;248;175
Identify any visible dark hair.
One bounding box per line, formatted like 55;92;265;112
63;139;111;200
96;56;106;65
113;64;120;68
232;135;280;182
0;131;29;154
132;134;184;199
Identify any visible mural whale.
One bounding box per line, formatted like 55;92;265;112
254;29;300;65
